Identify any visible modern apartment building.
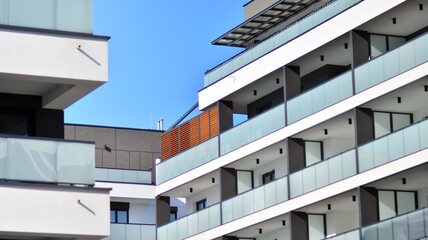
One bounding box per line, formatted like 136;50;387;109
64;124;165;240
156;0;428;239
0;0;110;239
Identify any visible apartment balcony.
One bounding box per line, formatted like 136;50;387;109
157;103;285;185
157;204;221;239
103;224;156;240
0;134;95;185
158;116;428;239
0;0;107;110
325;206;428;240
95;168;152;185
158;28;428;195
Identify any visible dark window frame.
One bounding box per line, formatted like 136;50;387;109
170;206;178;222
110;202;129;224
196;199;207;211
262;170;275;185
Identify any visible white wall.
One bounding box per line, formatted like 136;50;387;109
129;203;155;225
0;29;108;109
418;186;428;208
326;211;359;236
186;185;220;214
257;226;290;240
253;158;287;187
323;137;355;159
170;198;187;219
0;184;110;239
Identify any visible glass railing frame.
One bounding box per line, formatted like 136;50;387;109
354;30;428;93
357;117;428;173
106;223;156;240
203;0;363;87
157;203;221;240
156;136;219;184
0;133;96;185
94;167;152;185
219;103;286;155
221;175;289;223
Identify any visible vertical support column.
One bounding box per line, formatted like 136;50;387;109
156;196;171;226
291;211;309;240
359;187;378;226
355;108;374;146
284;65;301;100
288;138;305;174
351;30;370;67
220;167;237;201
218;101;233;133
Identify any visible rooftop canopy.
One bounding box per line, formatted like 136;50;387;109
212;0;320;48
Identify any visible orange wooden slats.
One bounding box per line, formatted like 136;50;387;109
160;132;170;160
179;122;190;152
209;106;219;137
189;117;200;147
169;128;179;156
199;111;210;142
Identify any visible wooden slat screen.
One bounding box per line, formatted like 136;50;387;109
169;128;179;156
199;111;210;142
179;122;190;152
189;117;200;147
160;105;220;161
160;132;170;160
209;106;219;137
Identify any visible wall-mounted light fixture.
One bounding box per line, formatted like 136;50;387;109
392;18;397;24
397;97;402;103
320;55;324;61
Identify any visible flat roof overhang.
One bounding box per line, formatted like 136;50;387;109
212;0;320;48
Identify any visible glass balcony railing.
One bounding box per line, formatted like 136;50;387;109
103;224;156;240
222;176;288;223
324;229;360;240
355;32;428;93
0;0;92;33
95;168;152;184
204;0;362;87
157;203;221;240
287;71;353;124
0;135;95;185
220;103;285;155
358;119;428;173
362;207;428;240
289;149;356;198
156;137;219;184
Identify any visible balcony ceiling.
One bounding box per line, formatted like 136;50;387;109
213;0;321;47
357;0;428;36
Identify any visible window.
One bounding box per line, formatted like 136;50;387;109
196;199;207;211
262;170;275;185
305;141;323;166
378;190;417;221
110;202;129;223
170;207;178;221
370;34;406;58
374;112;412;138
308;214;326;240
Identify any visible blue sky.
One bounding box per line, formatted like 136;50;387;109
64;0;247;130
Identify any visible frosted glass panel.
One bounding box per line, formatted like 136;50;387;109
0;136;94;185
3;0;92;33
157;137;219;183
220;104;285;155
9;0;55;29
